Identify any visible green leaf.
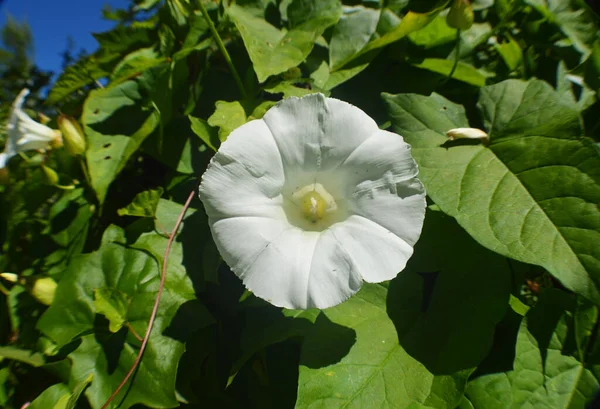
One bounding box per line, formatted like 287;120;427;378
227;0;341;82
383;79;600;303
117;187;164;217
189;115;220;152
64;373;93;409
410;58;490;87
110;47;167;85
0;345;45;367
207;100;247;142
47;55;116;105
494;34;523;72
524;0;597;57
93;287;129;333
344;9;441;67
37;225;211;409
387;208;511;375
82;75;161;204
466;289;600;408
408;13;456;49
329;6;380;71
29;384;72;409
296;284;469;409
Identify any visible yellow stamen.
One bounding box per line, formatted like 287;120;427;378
301;191;327;223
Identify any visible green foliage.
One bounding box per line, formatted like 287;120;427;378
2;0;600;408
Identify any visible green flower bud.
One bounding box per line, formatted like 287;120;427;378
57;114;86;156
446;0;474;30
41;164;60;186
27;276;57;306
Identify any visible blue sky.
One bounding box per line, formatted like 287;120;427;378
0;0;130;76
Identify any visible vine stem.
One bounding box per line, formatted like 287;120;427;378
442;29;462;85
101;182;198;409
197;0;248;101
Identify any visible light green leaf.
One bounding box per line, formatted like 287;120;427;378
410;58;490;86
408;13;456;48
296;284;469;409
37;225;211;409
349;9;441;64
383;79;600;303
117;187;164;217
329;6;380;71
494;34;523;72
227;0;341;82
0;346;45;367
83;75;162;204
189;115;220;152
207;100;247;142
29;384;72;409
64;374;93;409
93;287;129;333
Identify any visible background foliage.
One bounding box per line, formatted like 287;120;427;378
1;0;600;408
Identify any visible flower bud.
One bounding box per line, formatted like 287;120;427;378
0;272;18;283
446;127;489;143
446;0;474;30
41;164;60;186
27;276;57;306
57;115;86;156
38;113;51;125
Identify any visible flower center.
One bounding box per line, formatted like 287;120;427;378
284;182;345;231
301;191;326;223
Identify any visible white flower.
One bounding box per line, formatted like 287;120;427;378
0;89;62;169
199;94;426;309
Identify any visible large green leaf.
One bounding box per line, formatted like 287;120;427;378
37;225;212;409
82;73;162;204
296;284;469;409
329;6;380;71
383;79;600;303
388;208;511;375
466;289;600;408
227;0;341;82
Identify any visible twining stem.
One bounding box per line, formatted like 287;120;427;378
442;29;462;85
101;181;198;409
449;29;462;79
196;0;248;101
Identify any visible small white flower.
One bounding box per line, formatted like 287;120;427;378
0;89;62;169
199;94;426;309
446;127;489;143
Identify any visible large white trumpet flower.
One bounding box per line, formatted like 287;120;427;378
0;89;62;169
199;94;426;309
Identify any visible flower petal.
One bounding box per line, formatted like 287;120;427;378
199;119;286;221
338;130;419;195
262;94;380;175
329;215;414;282
242;227;362;309
210;216;292;279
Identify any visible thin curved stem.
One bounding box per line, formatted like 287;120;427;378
441;29;462;86
197;0;248;101
101;181;198;409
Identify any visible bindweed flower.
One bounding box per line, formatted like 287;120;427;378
0;89;62;169
199;94;426;309
446;127;489;143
